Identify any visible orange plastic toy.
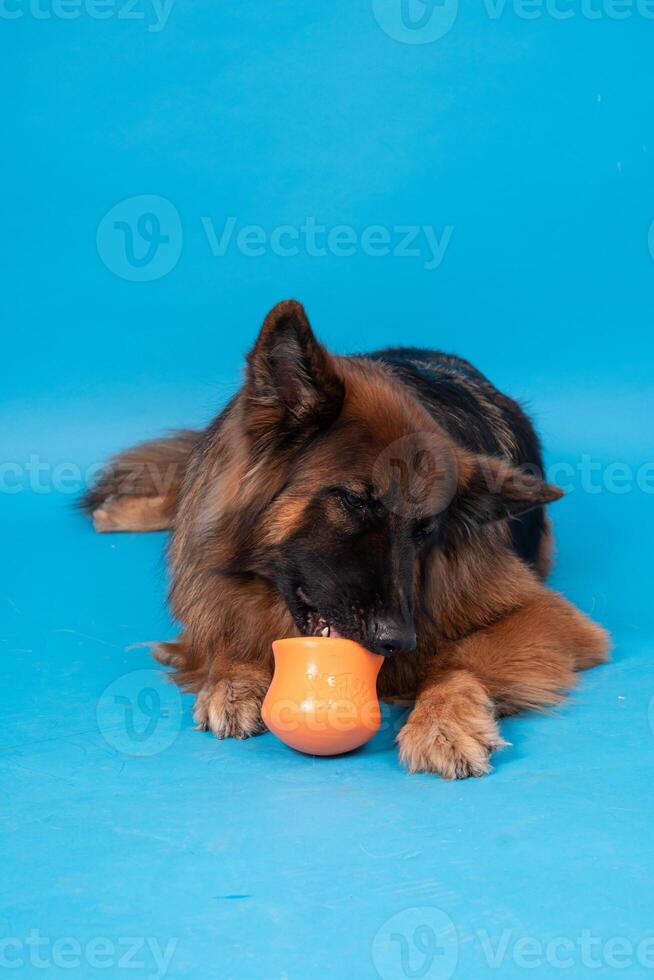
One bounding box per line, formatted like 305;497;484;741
262;637;384;756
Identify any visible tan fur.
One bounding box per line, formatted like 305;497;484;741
193;663;270;739
85;301;610;776
84;430;198;511
398;585;609;776
397;670;508;778
93;494;173;532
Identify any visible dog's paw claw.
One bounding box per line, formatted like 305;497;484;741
397;713;506;779
193;678;267;740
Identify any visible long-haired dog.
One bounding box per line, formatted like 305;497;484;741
83;300;609;777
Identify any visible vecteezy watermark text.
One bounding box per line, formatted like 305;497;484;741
0;931;177;977
372;907;654;979
3;452;654;498
372;0;654;46
0;0;174;31
201;216;454;271
94;195;454;281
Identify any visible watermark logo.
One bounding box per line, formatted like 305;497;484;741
96;668;183;756
0;930;177;978
2;452;654;499
372;907;459;980
372;432;459;519
96;194;182;282
0;0;175;31
372;911;654;976
372;0;459;44
95;205;453;276
477;928;654;970
373;0;654;43
201;216;453;271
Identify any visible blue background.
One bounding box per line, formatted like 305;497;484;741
2;2;654;977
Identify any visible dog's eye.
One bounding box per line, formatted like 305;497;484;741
339;489;367;512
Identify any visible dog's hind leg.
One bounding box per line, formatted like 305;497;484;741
91;495;173;532
80;429;200;532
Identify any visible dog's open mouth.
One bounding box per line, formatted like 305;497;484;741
296;587;344;638
306;611;343;638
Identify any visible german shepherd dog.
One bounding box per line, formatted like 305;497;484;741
83;300;609;777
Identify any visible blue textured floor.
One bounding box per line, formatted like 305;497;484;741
3;2;654;978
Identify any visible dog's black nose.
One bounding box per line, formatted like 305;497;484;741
372;620;417;657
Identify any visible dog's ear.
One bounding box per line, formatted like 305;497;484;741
450;451;563;530
245;300;344;444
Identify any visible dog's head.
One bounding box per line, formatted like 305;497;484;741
233;300;561;656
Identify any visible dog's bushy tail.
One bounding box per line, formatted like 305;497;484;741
80;429;201;515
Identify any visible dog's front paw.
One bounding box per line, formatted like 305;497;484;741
193;675;268;740
397;701;507;778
